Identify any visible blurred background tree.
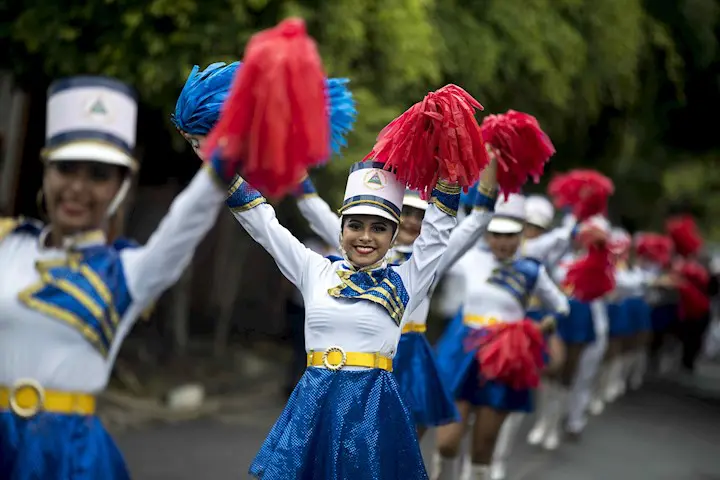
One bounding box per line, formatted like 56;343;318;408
1;0;719;234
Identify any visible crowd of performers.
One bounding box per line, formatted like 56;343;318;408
0;18;716;480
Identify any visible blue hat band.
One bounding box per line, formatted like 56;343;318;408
45;130;133;155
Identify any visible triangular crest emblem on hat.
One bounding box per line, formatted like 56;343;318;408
89;99;107;116
367;172;383;186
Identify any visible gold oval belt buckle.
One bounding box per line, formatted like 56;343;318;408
322;346;347;371
9;378;45;418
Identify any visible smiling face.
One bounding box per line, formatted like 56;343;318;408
486;231;522;261
341;214;396;268
396;205;424;246
524;222;546;239
43;161;125;236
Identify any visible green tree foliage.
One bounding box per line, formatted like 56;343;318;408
1;0;718;235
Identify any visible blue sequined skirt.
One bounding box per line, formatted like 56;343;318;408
435;311;533;413
625;296;651;333
608;301;632;338
249;367;428;480
0;411;129;480
557;299;596;345
393;332;459;427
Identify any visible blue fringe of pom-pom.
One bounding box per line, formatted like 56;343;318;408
460;181;479;206
326;77;357;157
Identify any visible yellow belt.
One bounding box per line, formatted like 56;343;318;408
0;379;96;418
402;322;427;334
307;347;393;372
463;315;501;328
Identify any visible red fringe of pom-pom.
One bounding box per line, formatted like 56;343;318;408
634;233;673;267
563;244;615;301
364;84;489;198
672;258;711;320
463;320;546;390
480;110;555;198
677;281;710;320
202;18;329;197
666;215;703;257
548;170;614;222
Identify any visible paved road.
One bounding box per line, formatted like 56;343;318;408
116;383;720;480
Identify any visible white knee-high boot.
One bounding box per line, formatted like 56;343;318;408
432;453;458;480
469;464;490;480
629;349;648;390
542;385;568;450
604;357;624;403
527;381;554;445
491;413;523;479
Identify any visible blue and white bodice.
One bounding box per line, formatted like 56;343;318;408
293;177;496;328
230;177;462;357
0;166;226;393
443;245;569;328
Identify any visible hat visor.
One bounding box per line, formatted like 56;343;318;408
403;196;429;211
43;142;137;172
525;214;551;230
341;205;399;224
487;217;524;234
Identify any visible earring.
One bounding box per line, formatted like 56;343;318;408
36;189;48;221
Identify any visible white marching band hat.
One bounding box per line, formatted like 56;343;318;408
338;161;405;224
584;214;611;234
488;193;526;234
402;189;429;211
42;76;138;172
525;195;555;229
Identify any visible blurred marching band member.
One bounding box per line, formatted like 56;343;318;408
592;227;637;408
0;76;230;478
489;195;577;479
666;216;712;373
433;193;569;480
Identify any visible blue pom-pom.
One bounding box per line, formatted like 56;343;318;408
325;77;357;157
172;62;241;136
460;181;479;206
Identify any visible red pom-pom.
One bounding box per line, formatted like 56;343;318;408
563;244;615;301
634;232;673;267
480;110;555;198
202;18;329;197
547;170;614;221
364;84;489;197
463;320;546;390
674;258;710;290
666;215;703;257
677;281;710;320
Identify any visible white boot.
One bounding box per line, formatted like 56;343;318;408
432;453;458;480
604;358;624;403
460;455;472;480
527;382;553;445
629;350;648;390
469;464;490;480
491;413;523;479
542;386;568;451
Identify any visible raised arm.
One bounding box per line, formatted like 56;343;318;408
120;165;226;309
292;175;341;248
226;176;328;289
523;217;578;265
432;159;498;284
395;181;460;314
533;265;570;315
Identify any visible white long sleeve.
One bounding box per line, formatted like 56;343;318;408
120;166;226;313
533;265;570;315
